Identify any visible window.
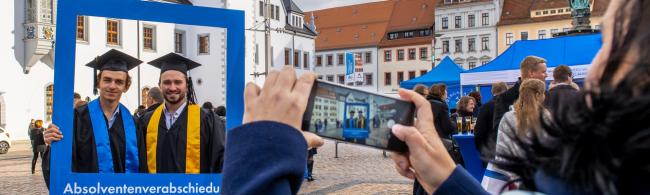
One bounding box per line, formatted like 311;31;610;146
442;40;450;53
550;9;556;14
318;75;323;80
408;71;416;80
384;72;392;86
469;61;477;69
388;33;398;40
270;5;275;20
420;70;427;76
404;31;414;38
538;30;547;39
468;14;475;27
482;13;489;26
337;54;344;65
326;75;334;82
558;9;564;13
455;16;461;28
543;10;548;14
327;55;333;66
536;11;541;15
397;49;405;61
506;33;513;45
419;29;431;36
364;74;372;86
408;48;416;60
481;37;489;51
365;52;372;64
294;51;300;68
316;55;323;67
442;17;448;29
259;1;264;16
175;31;184;54
45;84;53;122
481;60;490;65
304;52;309;69
455;39;462;53
521;32;528;40
563;28;570;32
198;34;209;54
419;47;428;59
384;50;392;62
143;25;155;51
397;71;404;84
106;19;120;45
285;49;291;65
468;38;476;52
551;29;559;35
338;75;345;84
76;16;87;41
275;5;280;20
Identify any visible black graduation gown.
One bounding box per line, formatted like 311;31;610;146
71;104;148;173
139;105;225;173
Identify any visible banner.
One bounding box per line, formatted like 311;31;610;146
345;52;363;84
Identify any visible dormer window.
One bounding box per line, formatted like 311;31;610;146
289;13;303;28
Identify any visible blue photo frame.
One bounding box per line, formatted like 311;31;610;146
51;0;244;194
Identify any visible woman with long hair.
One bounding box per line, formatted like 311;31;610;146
492;79;549;180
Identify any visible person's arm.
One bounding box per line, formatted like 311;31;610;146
222;121;307;195
433;166;489;195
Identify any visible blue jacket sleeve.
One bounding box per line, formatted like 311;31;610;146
433;166;489;195
222;121;308;195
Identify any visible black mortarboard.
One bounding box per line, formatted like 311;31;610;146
147;52;201;75
148;53;202;104
85;49;142;95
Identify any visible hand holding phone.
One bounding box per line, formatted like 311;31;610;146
301;81;415;153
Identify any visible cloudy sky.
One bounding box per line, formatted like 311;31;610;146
293;0;384;12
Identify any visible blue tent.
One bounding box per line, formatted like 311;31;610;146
400;56;469;109
460;34;602;103
461;34;602;86
401;56;464;89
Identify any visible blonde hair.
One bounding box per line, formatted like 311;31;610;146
520;56;547;79
513;79;546;138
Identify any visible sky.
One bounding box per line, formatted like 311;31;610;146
293;0;384;12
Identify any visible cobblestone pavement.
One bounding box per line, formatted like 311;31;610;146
298;140;412;194
0;140;412;195
0;140;49;195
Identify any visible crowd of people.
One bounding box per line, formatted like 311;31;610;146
219;0;649;194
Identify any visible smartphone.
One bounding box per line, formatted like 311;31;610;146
301;80;415;153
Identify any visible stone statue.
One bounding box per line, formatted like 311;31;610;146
568;0;592;30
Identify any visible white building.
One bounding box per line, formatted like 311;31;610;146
0;0;227;140
434;0;500;70
226;0;317;85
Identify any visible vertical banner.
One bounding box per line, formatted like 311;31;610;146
345;52;355;84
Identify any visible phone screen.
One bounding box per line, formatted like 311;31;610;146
302;81;414;153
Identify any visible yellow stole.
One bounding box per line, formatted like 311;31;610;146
146;104;201;173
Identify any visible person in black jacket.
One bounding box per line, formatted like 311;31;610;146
544;65;579;115
492;56;548;134
473;82;507;164
468;91;482;117
426;84;456;139
30;120;46;174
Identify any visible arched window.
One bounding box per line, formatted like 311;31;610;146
45;84;54;122
141;87;150;108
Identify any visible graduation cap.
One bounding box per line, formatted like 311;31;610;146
85;49;143;95
148;53;202;104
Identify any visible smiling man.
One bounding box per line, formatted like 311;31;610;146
139;53;225;174
44;49;146;174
